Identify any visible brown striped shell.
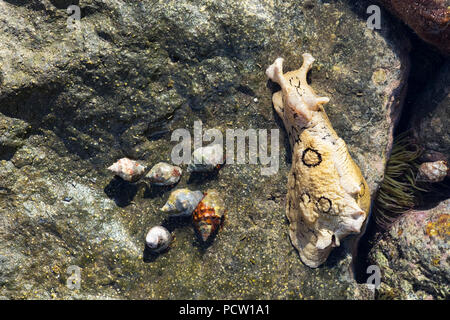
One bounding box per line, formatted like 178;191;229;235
192;189;225;242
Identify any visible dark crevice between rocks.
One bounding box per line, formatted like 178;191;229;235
394;35;446;135
50;0;80;10
0;81;65;128
353;32;448;285
415;180;450;211
0;145;18;161
3;0;45;10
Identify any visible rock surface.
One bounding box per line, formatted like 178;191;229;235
0;0;409;299
412;61;450;163
377;0;450;55
369;199;450;300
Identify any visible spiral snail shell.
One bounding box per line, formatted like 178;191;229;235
188;144;224;173
161;188;204;216
145;226;172;253
192;189;225;242
107;157;146;182
145;162;182;186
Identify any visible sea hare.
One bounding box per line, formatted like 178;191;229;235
266;53;371;268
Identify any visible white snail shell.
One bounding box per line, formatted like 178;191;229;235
145;226;172;253
145;162;182;186
417;161;449;183
188;144;224;172
107;157;146;182
160;188;204;216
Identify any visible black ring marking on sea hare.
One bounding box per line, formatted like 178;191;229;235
302;148;322;167
316;196;332;213
301;193;311;204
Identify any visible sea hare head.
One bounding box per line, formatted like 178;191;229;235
289;189;368;268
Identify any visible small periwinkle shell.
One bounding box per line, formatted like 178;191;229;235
192;189;225;242
188;144;224;173
145;226;172;253
145;162;182;186
417;161;449;183
107;157;146;182
161;188;204;216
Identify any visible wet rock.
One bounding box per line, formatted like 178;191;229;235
0;0;409;299
369;199;450;300
0;115;30;161
412;62;450;162
377;0;450;55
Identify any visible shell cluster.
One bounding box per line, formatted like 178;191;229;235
107;145;227;254
107;158;183;186
161;188;225;243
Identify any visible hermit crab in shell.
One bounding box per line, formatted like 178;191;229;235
160;188;204;217
145;162;182;186
192;189;226;242
145;226;172;253
107;157;146;182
